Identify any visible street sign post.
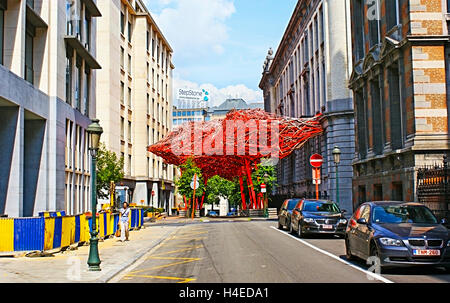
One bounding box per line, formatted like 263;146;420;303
261;183;266;193
310;154;323;200
191;174;198;219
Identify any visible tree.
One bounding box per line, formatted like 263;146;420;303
205;175;235;207
252;163;277;196
175;158;205;199
96;143;124;199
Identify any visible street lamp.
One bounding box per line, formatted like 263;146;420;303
87;119;103;271
332;146;342;206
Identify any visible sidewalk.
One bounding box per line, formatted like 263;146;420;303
0;223;178;283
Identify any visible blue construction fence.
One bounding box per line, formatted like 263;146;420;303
0;208;144;253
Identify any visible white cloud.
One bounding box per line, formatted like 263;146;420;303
174;77;263;107
146;0;236;58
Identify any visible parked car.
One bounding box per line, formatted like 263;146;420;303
345;201;450;273
290;199;347;238
278;199;300;230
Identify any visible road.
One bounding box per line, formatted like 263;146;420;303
112;220;450;283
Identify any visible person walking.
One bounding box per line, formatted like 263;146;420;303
119;202;130;242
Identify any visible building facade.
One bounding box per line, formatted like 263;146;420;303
207;98;264;120
349;0;450;209
96;0;175;213
0;0;100;217
172;106;208;127
259;0;355;213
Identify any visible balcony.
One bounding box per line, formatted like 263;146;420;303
82;0;102;17
26;2;47;29
64;36;101;69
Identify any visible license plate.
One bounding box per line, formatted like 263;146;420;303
413;249;440;256
322;224;333;230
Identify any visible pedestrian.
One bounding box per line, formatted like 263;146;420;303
119;202;130;242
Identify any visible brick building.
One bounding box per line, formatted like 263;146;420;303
349;0;450;209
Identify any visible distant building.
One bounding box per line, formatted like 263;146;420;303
172;106;208;127
207;99;264;120
259;0;355;213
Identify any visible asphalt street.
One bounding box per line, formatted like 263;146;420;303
112;220;450;283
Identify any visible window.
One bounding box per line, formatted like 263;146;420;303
121;117;124;139
120;47;124;69
368;0;380;47
74;55;82;110
128;54;132;74
83;67;90;116
66;48;73;104
388;64;403;150
25;23;35;84
128;87;132;107
157;75;159;93
147;63;149;83
147;94;150;115
355;90;367;159
128;21;132;42
448;0;450;13
157;44;160;64
386;0;399;30
392;182;403;201
370;80;383;155
120;11;125;35
146;31;149;51
84;11;91;49
66;0;75;35
128;155;132;175
120;81;124;104
152;68;155;87
147;126;150;146
0;0;5;65
152;38;155;57
353;0;365;60
128;121;132;142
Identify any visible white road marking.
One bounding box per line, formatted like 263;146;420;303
270;226;394;283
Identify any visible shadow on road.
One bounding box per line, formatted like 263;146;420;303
338;254;450;280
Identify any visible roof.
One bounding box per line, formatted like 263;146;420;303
364;201;424;206
216;99;249;110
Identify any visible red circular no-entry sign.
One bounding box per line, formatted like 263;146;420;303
310;154;324;168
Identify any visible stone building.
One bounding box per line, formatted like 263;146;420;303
259;0;355;213
96;0;175;212
349;0;450;208
0;0;100;217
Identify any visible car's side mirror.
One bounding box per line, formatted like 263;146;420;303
357;218;368;225
440;218;448;225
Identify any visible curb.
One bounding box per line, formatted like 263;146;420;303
100;227;173;283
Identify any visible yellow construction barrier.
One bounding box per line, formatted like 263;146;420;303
0;218;14;252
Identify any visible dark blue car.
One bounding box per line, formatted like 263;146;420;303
345;201;450;273
278;199;300;230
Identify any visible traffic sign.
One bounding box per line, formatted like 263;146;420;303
310;154;324;168
261;183;266;193
151;190;155;196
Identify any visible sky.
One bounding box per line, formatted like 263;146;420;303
143;0;298;106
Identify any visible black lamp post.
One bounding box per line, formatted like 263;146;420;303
87;119;103;271
332;146;341;206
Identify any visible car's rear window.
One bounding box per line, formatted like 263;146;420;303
302;201;340;213
372;205;438;224
287;200;298;210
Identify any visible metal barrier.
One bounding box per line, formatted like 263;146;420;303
0;209;143;253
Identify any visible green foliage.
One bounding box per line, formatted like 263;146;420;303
175;158;205;198
96;143;124;199
252;163;277;196
205;175;235;205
